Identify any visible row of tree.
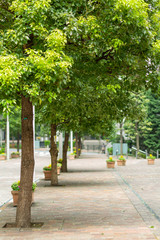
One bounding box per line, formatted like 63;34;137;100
0;0;160;228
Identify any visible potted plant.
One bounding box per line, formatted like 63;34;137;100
0;153;6;160
11;181;36;206
147;154;156;165
117;155;126;166
57;162;62;175
74;150;77;158
69;152;75;160
11;152;20;158
43;163;62;180
43;164;52;180
106;157;115;168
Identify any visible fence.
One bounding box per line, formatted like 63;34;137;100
132;147;160;159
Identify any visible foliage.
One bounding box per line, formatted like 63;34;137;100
58;158;63;164
118;155;126;161
143;91;160;151
57;162;62;168
11;152;20;155
43;164;51;171
43;163;62;170
147;154;156;159
11;181;36;191
0;148;5;154
106;156;115;162
107;147;113;155
137;152;146;159
124;91;152;149
44;140;50;147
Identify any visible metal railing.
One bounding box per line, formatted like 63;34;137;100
131;147;160;159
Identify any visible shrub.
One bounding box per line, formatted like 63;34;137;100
107;147;113;155
11;152;20;155
137;152;146;159
44;140;50;147
0;148;5;154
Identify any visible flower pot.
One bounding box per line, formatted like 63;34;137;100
107;161;115;168
117;160;126;166
0;155;6;160
11;154;20;158
43;170;51;180
11;191;34;206
69;155;75;160
148;159;155;165
57;167;61;175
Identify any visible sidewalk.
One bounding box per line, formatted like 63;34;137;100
0;154;159;239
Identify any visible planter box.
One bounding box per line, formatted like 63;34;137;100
43;170;51;180
69;155;75;160
57;167;61;175
11;191;34;207
117;160;126;166
11;154;20;158
0;155;6;160
43;169;60;180
107;161;115;169
148;159;155;165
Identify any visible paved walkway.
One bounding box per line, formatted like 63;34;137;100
0;154;159;239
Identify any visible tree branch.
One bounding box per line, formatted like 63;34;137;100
96;47;114;63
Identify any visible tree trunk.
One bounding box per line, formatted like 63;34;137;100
135;121;139;152
16;95;34;228
50;124;58;185
78;136;81;156
17;131;20;152
75;132;79;158
62;132;69;172
120;122;123;155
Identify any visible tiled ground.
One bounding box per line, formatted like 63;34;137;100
0;154;158;239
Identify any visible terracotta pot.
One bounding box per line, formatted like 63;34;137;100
107;161;115;168
148;159;155;165
117;160;126;166
11;154;20;158
69;155;75;160
0;155;6;160
11;191;34;207
57;167;61;175
43;170;51;180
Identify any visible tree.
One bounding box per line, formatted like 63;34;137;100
1;0;159;227
124;92;152;151
0;0;72;227
143;91;160;152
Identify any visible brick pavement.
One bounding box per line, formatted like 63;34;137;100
0;154;157;239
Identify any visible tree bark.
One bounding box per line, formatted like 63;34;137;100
16;95;34;228
50;124;58;185
135;121;139;152
75;132;79;158
17;131;20;152
120;122;123;155
62;132;69;172
78;136;81;156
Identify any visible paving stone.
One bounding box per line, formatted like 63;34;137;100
0;154;157;239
